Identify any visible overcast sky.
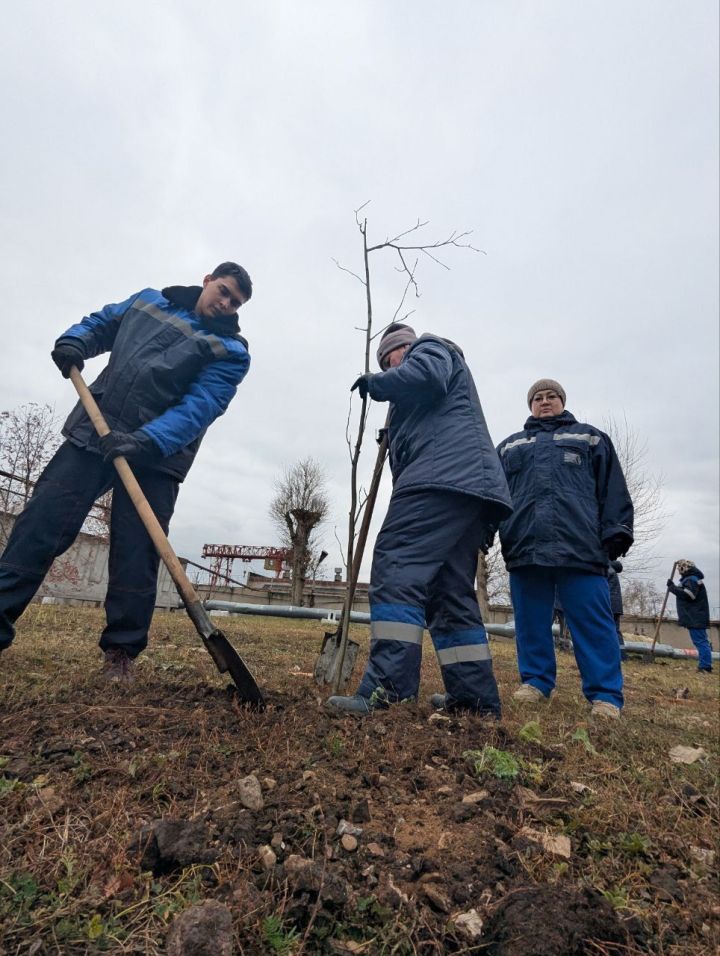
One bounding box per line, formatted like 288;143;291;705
1;1;717;614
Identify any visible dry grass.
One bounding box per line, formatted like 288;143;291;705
0;605;717;955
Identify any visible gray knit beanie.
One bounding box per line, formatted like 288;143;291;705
527;378;566;409
377;323;417;369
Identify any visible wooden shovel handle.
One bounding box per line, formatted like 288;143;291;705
650;561;678;654
68;367;199;610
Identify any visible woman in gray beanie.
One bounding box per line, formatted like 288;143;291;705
494;378;634;719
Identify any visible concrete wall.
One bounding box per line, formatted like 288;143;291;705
0;511;181;609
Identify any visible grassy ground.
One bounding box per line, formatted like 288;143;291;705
0;605;717;955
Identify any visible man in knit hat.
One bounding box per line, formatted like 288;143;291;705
495;379;633;719
327;323;513;717
667;559;714;673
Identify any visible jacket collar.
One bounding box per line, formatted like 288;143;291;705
162;285;242;337
524;409;577;432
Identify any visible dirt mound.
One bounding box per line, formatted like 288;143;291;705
483;885;629;955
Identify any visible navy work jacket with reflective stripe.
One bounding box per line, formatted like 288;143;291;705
497;411;633;573
668;569;710;629
366;335;513;522
58;287;250;481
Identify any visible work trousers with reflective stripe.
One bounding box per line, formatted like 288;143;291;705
510;566;623;708
0;441;179;656
356;489;501;716
687;628;713;671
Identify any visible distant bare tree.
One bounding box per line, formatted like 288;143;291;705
269;457;329;606
603;413;667;576
622;578;665;618
0;403;113;547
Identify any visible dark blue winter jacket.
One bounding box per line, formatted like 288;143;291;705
497;410;633;573
58;286;250;481
366;335;513;523
668;567;710;629
608;560;624;615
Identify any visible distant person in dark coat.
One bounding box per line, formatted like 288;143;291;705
327;324;513;717
667;559;713;673
496;378;634;720
607;560;627;660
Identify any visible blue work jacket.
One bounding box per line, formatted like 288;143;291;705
366;335;513;523
58;286;250;480
497;411;633;573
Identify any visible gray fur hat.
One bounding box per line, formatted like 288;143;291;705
377;323;417;369
527;378;566;409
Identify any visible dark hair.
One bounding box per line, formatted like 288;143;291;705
211;262;253;301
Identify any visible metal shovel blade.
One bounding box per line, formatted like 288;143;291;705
314;630;360;689
205;630;265;709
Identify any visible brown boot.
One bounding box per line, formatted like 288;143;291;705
102;648;134;683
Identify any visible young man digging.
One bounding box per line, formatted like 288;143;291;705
0;263;252;682
327;324;513;718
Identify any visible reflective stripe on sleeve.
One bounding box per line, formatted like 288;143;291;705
499;436;536;456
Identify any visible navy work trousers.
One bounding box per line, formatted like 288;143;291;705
510;566;623;708
356;489;501;716
0;441;179;656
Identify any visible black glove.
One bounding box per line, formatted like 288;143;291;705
603;533;632;560
666;579;675;589
51;342;85;378
351;373;373;400
99;430;156;464
479;529;496;555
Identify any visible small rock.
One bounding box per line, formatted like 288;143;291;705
452;908;484;941
270;832;285;850
341;834;358;852
371;723;387;736
366;842;385;857
461;790;489;804
337;819;363;838
262;777;277;791
350;798;371;823
436;785;454;797
669;745;707;764
689;846;715;867
166;900;233;956
428;712;451;724
514;827;571;860
284;854;348;904
237;775;264;811
423;883;451;913
129;819;217;875
570;781;595;794
437;831;453;849
258;845;277;870
302;770;316;782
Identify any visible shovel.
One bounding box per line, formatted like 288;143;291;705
314;429;388;689
650;561;678;659
69;367;265;708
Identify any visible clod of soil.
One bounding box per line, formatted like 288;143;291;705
483;885;629;955
166;900;233;956
129;819;218;874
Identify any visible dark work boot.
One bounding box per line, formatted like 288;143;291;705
102;648;134;684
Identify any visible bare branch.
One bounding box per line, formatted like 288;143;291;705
331;257;366;286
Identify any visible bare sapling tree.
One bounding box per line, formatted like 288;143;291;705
269;457;329;606
329;204;480;691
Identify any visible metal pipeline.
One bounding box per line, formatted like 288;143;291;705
203;600;718;662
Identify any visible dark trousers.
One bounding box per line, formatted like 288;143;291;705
356;489;501;716
0;441;179;656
